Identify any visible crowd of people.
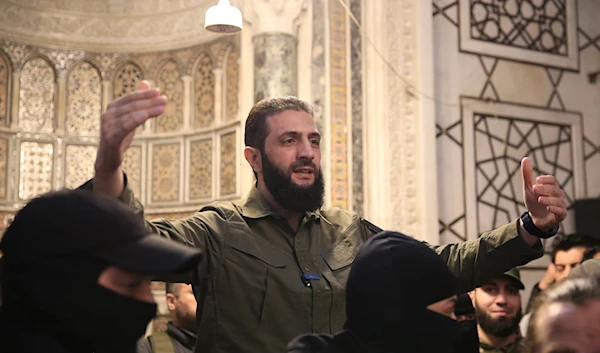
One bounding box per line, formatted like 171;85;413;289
0;81;598;353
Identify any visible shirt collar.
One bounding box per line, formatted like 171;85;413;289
166;321;197;349
479;334;524;352
239;186;322;221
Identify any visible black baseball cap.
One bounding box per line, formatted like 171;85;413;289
0;190;202;275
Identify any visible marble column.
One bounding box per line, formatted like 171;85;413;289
253;33;298;102
246;0;308;102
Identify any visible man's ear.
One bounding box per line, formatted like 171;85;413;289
244;147;262;173
468;290;475;306
166;293;177;311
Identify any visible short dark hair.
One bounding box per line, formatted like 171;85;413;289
583;246;600;262
244;96;314;151
166;282;177;296
526;277;600;353
550;233;599;263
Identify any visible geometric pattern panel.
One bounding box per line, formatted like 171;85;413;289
225;51;238;122
19;141;53;200
155;60;183;133
113;62;143;99
64;144;97;189
151;143;180;203
19;58;55;133
461;98;584;245
189;138;212;200
470;0;568;55
194;54;215;129
0;53;7;127
220;131;236;196
474;113;574;233
123;145;143;197
459;0;579;70
329;0;349;209
66;62;102;136
0;137;7;199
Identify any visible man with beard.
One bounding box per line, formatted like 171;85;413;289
83;82;568;353
137;283;198;353
470;268;525;353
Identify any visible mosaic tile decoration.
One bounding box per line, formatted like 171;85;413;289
123;145;143;197
0;137;8;199
113;62;143;99
19;58;55;133
194;54;215;129
220;131;236;196
0;52;8;126
66;62;102;136
225;50;239;122
155;60;183;133
64;144;97;189
151;142;180;203
189;138;212;200
19;141;53;200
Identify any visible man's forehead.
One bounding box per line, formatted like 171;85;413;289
266;110;318;132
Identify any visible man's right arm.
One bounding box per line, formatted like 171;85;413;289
93;80;166;198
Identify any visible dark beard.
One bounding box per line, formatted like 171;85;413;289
475;303;522;338
261;152;324;213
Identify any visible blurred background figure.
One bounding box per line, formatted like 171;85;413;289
521;234;600;336
470;268;525;353
137;283;198;353
525;277;600;353
526;234;600;313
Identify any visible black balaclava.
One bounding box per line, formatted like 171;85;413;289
0;254;157;353
343;231;459;353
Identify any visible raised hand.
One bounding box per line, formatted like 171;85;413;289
93;81;167;196
521;157;567;232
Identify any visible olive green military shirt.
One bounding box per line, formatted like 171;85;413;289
100;181;543;353
480;335;526;353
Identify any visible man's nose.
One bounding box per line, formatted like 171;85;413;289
297;139;315;159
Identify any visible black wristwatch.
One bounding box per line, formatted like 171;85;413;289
520;211;558;239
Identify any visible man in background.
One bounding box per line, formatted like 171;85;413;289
138;283;198;353
525;233;600;313
470;268;525;353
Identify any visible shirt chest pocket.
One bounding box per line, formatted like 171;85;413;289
321;228;361;287
220;231;297;333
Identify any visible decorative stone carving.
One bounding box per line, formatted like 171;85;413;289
19;57;55;133
245;0;309;35
66;62;102;136
220;131;237;196
0;0;221;53
64;145;97;189
189;138;213;200
19;141;54;200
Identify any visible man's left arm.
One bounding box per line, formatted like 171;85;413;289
432;157;567;293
